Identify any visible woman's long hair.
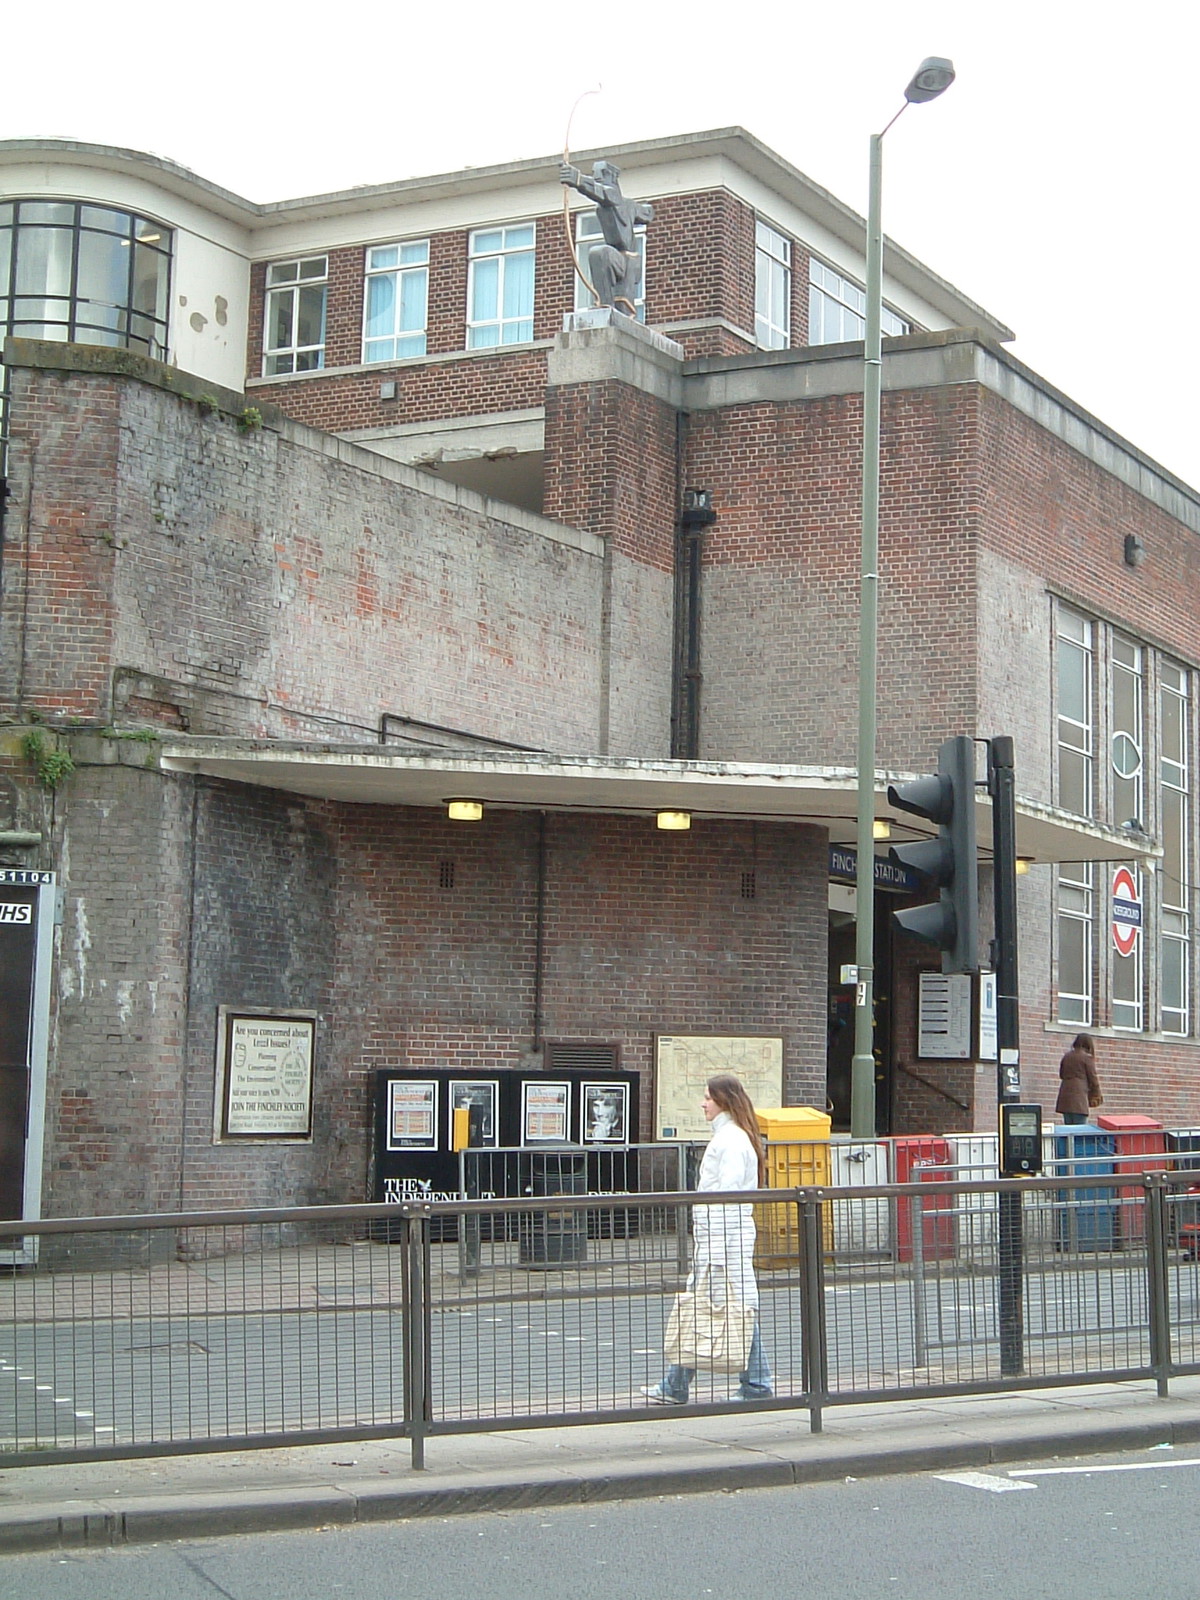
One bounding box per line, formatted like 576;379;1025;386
707;1074;766;1186
1072;1033;1096;1055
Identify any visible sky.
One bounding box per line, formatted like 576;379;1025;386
5;0;1198;487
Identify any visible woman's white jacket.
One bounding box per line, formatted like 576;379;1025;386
691;1112;759;1310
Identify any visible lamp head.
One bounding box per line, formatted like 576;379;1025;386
904;57;956;103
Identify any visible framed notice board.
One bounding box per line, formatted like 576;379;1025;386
653;1035;783;1141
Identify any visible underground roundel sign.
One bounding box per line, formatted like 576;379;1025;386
1112;866;1142;956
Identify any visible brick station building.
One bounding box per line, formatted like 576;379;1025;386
0;129;1189;1222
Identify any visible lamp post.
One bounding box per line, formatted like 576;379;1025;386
851;57;956;1139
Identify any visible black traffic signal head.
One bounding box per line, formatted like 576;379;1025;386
886;735;980;974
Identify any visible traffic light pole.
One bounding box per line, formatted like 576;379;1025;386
850;129;885;1142
989;735;1024;1376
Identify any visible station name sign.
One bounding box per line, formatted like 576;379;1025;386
829;846;919;895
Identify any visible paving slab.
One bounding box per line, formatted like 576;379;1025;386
1;1377;1199;1551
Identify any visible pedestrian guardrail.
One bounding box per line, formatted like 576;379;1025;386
2;1168;1199;1469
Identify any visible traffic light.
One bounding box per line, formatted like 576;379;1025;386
886;734;980;973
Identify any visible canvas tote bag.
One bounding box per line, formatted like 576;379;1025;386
663;1267;755;1372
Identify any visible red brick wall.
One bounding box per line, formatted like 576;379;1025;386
246;191;761;435
0;369;121;717
1;355;608;745
685;384;981;768
543;378;678;569
328;808;830;1152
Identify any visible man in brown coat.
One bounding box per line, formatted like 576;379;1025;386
1056;1033;1101;1125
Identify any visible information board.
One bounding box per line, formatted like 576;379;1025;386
653;1036;783;1141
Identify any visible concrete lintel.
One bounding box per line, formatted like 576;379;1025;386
548;312;685;408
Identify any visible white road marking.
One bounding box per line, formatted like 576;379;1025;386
937;1471;1037;1493
1012;1457;1200;1478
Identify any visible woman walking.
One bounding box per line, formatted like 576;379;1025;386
1056;1033;1102;1124
641;1074;772;1404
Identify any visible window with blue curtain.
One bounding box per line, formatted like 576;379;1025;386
467;224;535;347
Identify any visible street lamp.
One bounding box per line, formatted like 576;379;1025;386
851;57;956;1140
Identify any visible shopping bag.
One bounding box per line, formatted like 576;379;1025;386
663;1270;754;1372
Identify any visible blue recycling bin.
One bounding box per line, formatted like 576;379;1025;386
1054;1125;1118;1250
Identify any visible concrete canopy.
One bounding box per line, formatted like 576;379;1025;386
158;742;1155;866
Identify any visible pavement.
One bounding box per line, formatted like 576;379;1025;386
2;1375;1200;1553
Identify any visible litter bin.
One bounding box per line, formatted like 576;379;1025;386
753;1106;831;1267
1053;1125;1117;1251
1095;1113;1167;1241
947;1133;999;1261
830;1138;890;1257
518;1147;588;1268
1166;1129;1200;1254
892;1136;955;1262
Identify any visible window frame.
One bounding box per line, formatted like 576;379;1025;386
0;198;171;359
1160;661;1191;1035
467;223;536;349
263;254;328;377
1056;608;1094;817
573;212;646;322
362;239;429;364
754;219;791;351
1056;861;1094;1026
807;256;910;346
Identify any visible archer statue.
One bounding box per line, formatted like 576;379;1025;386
560;159;653;317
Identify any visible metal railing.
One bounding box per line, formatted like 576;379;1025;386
4;1166;1200;1468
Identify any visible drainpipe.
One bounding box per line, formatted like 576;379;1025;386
672;488;716;759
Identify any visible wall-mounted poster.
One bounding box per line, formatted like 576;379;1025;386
216;1010;315;1141
654;1035;783;1141
449;1079;499;1148
387;1078;438;1150
582;1081;628;1143
522;1080;570;1143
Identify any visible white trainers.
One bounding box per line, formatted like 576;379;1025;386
640;1384;685;1405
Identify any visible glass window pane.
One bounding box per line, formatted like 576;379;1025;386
469;322;499;349
1058;748;1089;814
269;290;294;351
20;202;75;225
400;241;428;266
472;230;503;256
1162;938;1185;1011
1059;916;1086;997
296;285;326;349
399;269;426;332
77;230;129;312
12;319;68;340
369;246;399;271
75;301;125;334
131;244;168;320
471;257;499;322
1058;642;1087;722
13;296;71;326
16;227;73;297
365;273;395;339
268;262;299;286
502;251;533;321
80;205;127;235
504;225;534;250
0;227;10;298
298;257;327;280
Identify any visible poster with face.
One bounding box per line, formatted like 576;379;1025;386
449;1079;499;1147
582;1082;628;1143
522;1080;570;1143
